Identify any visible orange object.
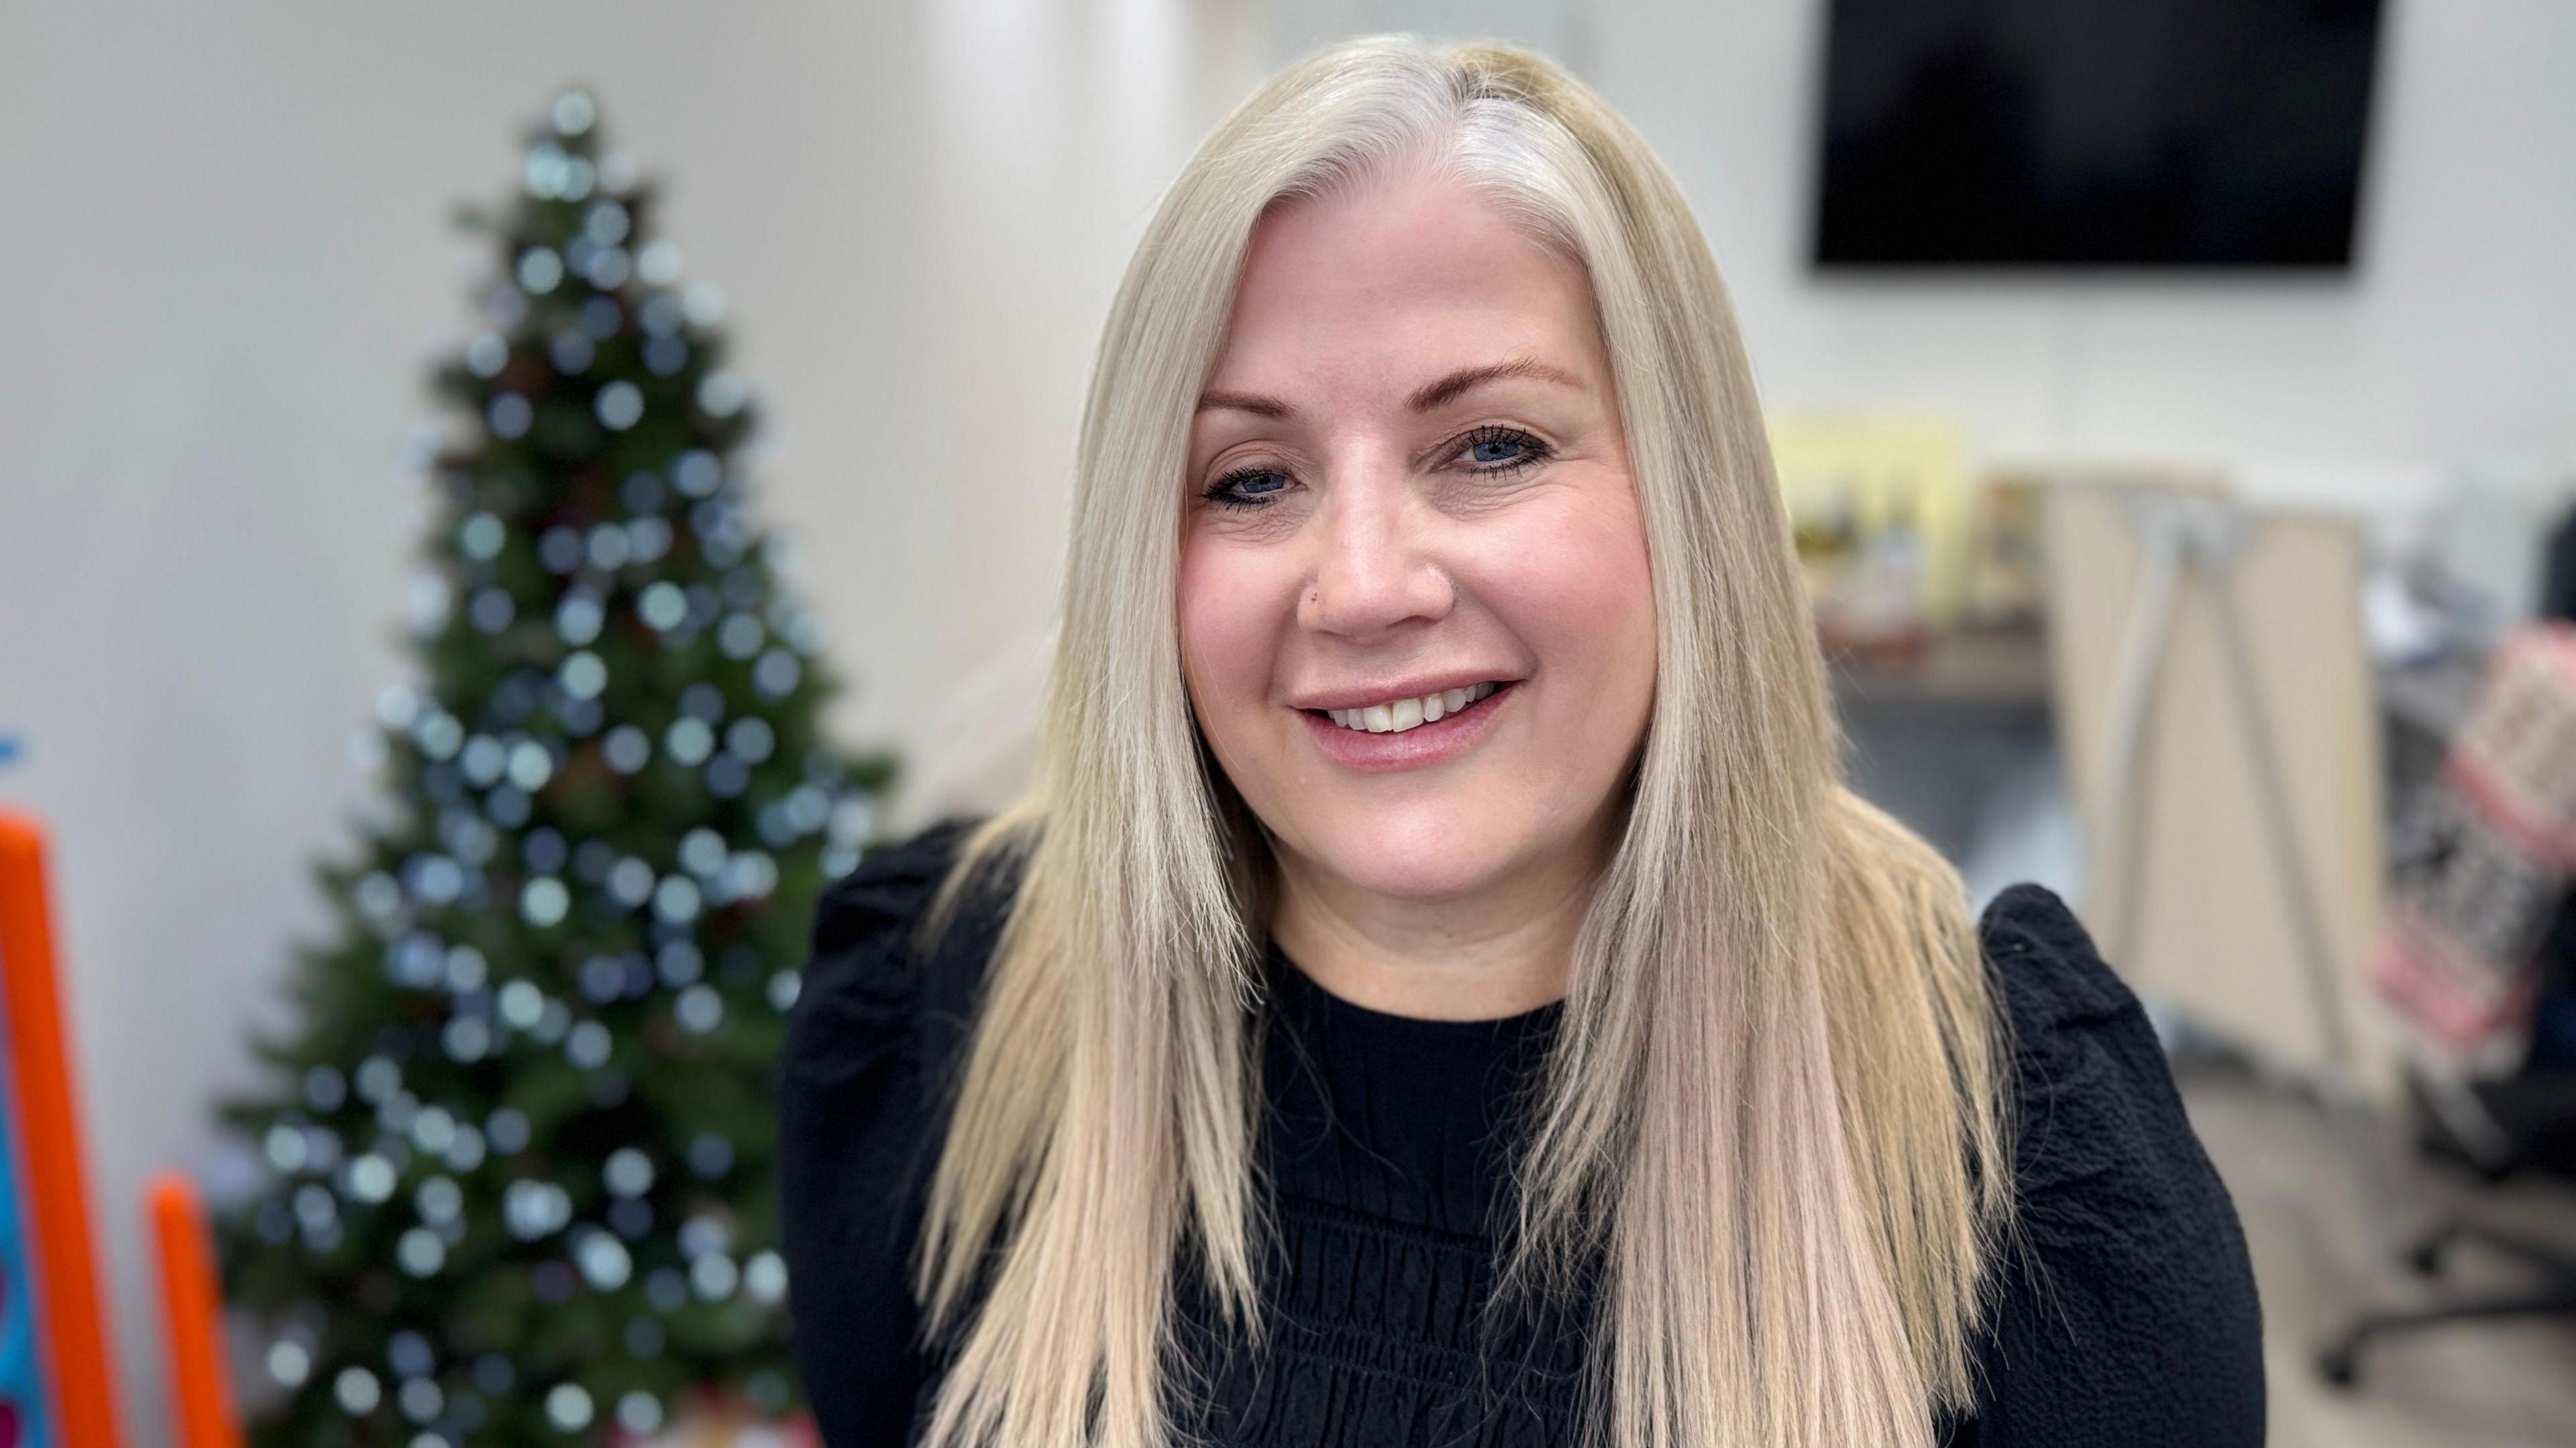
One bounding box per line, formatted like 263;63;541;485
0;809;124;1447
148;1172;244;1448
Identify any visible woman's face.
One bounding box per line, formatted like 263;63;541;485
1178;166;1658;904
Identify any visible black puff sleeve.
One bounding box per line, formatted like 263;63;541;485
779;821;985;1447
1964;883;2266;1448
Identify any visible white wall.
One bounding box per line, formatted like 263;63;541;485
0;0;2569;1432
0;0;1250;1431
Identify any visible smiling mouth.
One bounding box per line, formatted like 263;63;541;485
1310;681;1504;735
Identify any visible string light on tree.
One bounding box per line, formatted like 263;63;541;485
214;83;896;1446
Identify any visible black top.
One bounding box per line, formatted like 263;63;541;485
779;822;2264;1447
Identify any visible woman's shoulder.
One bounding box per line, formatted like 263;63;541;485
1964;882;2265;1447
1974;883;2233;1227
775;816;1012;1447
781;815;1005;1096
1977;883;2145;1041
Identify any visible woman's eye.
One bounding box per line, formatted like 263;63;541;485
1199;429;1550;513
1458;427;1551;472
1203;468;1289;510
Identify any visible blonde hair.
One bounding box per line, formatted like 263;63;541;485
907;33;2013;1448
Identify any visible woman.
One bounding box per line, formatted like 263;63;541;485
780;34;2262;1448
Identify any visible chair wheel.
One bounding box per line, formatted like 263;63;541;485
2318;1341;2361;1388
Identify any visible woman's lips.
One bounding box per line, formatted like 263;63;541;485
1297;680;1516;772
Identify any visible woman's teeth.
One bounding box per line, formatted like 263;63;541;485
1324;682;1499;734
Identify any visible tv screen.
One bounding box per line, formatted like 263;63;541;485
1813;0;2383;268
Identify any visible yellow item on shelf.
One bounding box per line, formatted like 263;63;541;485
1767;413;1974;635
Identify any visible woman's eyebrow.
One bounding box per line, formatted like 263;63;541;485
1194;356;1585;419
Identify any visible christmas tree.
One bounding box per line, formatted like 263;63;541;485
215;87;894;1446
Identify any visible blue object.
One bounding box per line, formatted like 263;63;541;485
0;992;56;1447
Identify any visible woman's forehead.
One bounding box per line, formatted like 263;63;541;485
1205;180;1606;417
1232;172;1582;321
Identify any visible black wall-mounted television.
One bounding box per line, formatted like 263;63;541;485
1813;0;2383;268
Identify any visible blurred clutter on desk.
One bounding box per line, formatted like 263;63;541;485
1768;411;2576;1091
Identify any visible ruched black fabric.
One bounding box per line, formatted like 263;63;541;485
778;821;2264;1447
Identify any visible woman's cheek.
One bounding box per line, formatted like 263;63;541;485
1177;541;1283;741
1486;495;1651;658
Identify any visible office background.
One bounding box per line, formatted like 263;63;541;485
3;1;2573;1441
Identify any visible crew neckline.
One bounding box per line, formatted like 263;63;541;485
1263;937;1567;1041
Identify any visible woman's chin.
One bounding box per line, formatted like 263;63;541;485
1301;837;1523;904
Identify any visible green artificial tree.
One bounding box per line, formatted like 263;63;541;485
215;86;895;1446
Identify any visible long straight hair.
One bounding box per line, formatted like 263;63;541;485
906;34;2013;1448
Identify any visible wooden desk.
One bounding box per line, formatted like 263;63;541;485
1827;622;2053;723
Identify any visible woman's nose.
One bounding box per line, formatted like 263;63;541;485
1297;470;1453;639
